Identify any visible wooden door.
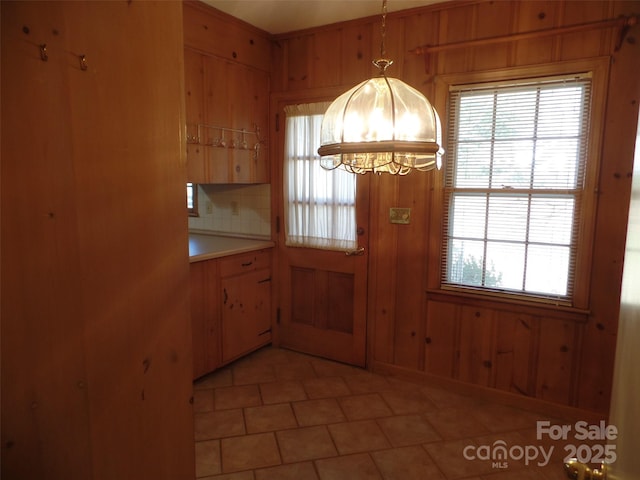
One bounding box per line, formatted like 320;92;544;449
606;116;640;480
273;98;370;367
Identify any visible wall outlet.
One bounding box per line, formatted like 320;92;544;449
206;201;213;214
389;207;411;224
231;201;239;216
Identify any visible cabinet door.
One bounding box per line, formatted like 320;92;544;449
227;63;269;183
203;55;231;183
184;49;206;184
221;268;272;362
190;260;221;379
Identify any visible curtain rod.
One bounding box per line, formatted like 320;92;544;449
410;14;638;72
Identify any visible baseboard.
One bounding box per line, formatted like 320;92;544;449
370;360;608;423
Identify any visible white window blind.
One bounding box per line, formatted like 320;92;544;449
443;74;592;302
283;102;357;251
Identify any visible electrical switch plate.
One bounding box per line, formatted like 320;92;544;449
389;207;411;224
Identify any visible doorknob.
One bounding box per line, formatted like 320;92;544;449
564;458;606;480
345;246;365;256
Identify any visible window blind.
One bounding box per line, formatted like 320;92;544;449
442;74;592;302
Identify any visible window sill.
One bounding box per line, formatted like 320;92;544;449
425;288;590;323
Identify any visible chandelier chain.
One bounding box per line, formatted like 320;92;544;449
380;0;387;58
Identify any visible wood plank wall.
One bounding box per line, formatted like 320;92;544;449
1;2;194;478
271;0;640;415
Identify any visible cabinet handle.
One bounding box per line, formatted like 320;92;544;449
258;327;272;336
223;288;228;305
241;261;253;267
258;277;271;284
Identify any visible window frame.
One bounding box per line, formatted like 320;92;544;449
428;59;610;310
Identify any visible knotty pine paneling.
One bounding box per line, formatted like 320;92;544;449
557;1;611;59
312;30;342;88
370;175;400;366
535;319;579;406
403;10;439;83
493;311;536;397
458;306;495;386
2;1;194;479
271;0;640;416
340;23;374;86
392;174;431;369
284;35;312;91
424;301;458;378
511;0;560;65
183;0;271;72
436;3;475;73
469;1;514;71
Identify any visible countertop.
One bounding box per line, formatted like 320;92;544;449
189;233;274;263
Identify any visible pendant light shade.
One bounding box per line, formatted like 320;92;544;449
317;0;443;175
318;69;443;175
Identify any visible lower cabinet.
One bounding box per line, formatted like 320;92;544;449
221;268;272;362
190;259;221;379
190;249;272;379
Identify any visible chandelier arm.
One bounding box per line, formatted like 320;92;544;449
338;81;369;145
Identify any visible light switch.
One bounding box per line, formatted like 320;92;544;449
389;207;411;224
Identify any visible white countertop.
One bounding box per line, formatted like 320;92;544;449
189;233;274;263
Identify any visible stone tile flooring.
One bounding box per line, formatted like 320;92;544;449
193;346;582;479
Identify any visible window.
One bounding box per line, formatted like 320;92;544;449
187;182;198;216
283;102;357;251
442;74;592;303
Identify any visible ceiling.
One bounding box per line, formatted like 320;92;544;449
201;0;442;35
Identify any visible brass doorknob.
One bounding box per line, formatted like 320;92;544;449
564;458;606;480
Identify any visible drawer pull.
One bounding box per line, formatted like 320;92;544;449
241;261;253;267
258;277;271;284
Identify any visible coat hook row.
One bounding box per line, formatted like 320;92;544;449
37;44;88;71
186;123;265;148
186;123;265;162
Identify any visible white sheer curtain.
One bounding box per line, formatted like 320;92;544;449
283;102;357;251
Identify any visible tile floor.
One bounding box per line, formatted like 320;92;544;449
193;346;582;480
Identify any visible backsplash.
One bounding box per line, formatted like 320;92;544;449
188;184;271;238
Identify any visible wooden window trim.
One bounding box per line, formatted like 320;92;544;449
427;57;610;311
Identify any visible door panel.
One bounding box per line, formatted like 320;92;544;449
279;243;367;366
275;97;369;367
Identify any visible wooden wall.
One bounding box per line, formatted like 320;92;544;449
1;2;194;478
271;0;640;415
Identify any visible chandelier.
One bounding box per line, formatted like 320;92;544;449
317;0;443;175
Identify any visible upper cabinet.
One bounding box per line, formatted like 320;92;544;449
183;1;271;184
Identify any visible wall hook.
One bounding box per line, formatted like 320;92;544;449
79;54;88;71
39;44;48;62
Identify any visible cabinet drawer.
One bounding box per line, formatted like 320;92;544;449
219;249;270;278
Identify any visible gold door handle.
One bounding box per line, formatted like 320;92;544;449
345;247;365;256
564;458;606;480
